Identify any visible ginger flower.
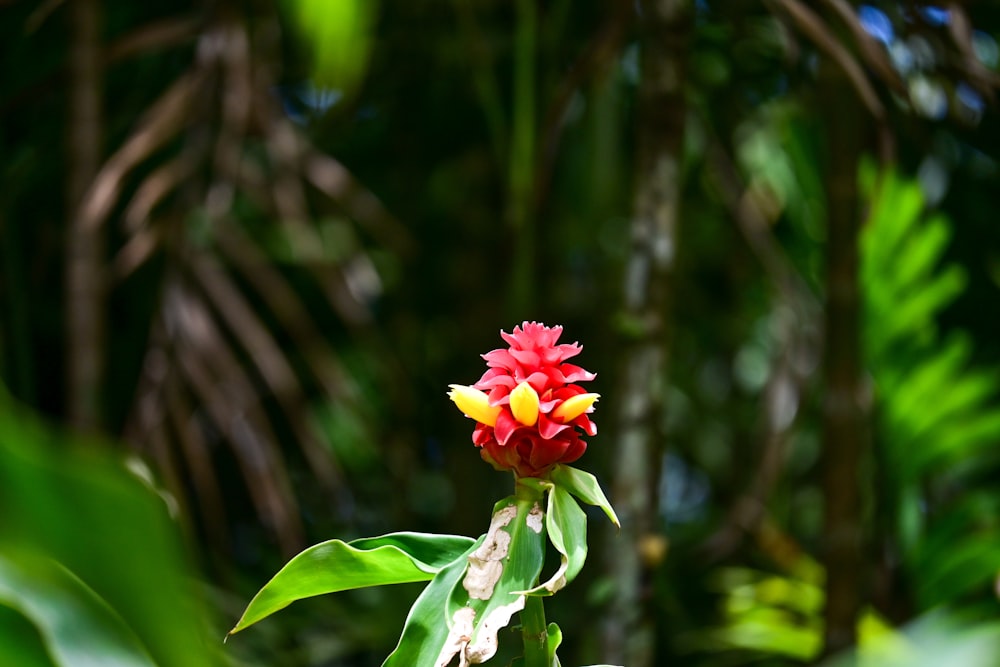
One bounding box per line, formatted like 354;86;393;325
448;322;599;478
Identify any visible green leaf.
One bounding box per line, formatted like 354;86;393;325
548;622;563;667
230;532;475;635
550;465;620;528
348;533;478;572
287;0;376;93
523;483;587;595
879;266;966;346
0;396;216;667
383;538;482;667
0;551;157;667
861;169;924;272
452;496;547;664
710;606;821;659
861;165;1000;641
926;411;1000;471
549;485;588;585
385;497;548;666
0;604;55;667
892;215;952;298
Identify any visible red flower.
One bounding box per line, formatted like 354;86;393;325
448;322;599;478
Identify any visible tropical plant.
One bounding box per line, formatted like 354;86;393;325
861;165;1000;613
228;323;620;666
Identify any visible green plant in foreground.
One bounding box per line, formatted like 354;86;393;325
0;393;218;667
228;322;620;666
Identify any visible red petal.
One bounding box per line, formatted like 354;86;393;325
483;349;517;370
538;398;560;413
472;423;493;445
499;328;520;348
525;371;550;392
524;322;560;345
487;385;511;406
560;437;587;464
552;342;582;362
481;440;518;473
552;385;585;400
529;436;570;471
494;410;519;446
537;413;570;439
476;374;515;391
475;367;513;385
569;414;597;436
559;363;596;383
509;348;540;368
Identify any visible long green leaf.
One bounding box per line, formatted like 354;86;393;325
0;604;55;667
0;552;157;667
230;532;475;635
348;532;478;571
914;535;1000;607
926;412;1000;471
0;397;216;667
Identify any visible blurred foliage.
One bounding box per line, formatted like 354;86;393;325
700;561;1000;666
286;0;377;95
861;165;1000;612
695;163;1000;664
0;393;219;667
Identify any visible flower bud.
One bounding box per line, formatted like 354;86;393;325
509;381;540;426
448;385;501;427
552;393;600;423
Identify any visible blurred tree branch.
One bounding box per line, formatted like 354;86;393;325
535;0;630;213
817;57;870;661
66;0;105;432
700;140;821;560
64;5;401;555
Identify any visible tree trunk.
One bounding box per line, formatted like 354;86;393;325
818;62;868;660
602;2;688;665
66;0;106;432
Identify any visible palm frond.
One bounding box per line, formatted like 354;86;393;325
861;165;1000;610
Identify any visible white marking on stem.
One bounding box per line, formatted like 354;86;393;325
435;607;475;667
463;504;516;600
526;502;544;533
466;598;526;664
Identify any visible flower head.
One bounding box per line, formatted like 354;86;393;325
448;322;599;478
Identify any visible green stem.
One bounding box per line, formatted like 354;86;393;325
521;594;549;667
508;0;537;315
515;477;549;665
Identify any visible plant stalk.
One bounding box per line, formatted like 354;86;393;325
67;0;106;433
521;594;549;667
508;0;537;315
514;477;549;665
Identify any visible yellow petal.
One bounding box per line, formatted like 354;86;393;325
552;393;600;422
448;385;501;427
509;381;540;426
